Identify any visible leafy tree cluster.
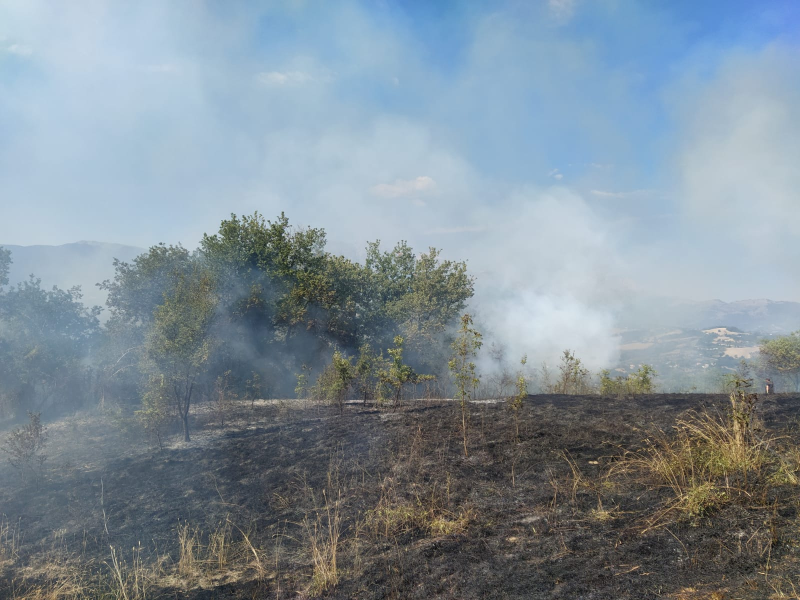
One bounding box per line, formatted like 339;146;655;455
0;212;474;441
554;350;593;394
96;213;472;439
759;332;800;392
0;253;100;418
599;364;657;398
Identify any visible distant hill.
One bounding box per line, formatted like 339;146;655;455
1;241;144;312
3;242;800;336
618;297;800;335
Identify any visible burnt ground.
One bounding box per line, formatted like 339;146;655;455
1;393;800;599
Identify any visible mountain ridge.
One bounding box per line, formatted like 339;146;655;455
2;242;800;334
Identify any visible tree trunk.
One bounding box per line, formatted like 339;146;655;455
175;381;193;442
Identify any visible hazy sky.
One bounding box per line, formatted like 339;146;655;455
1;0;799;363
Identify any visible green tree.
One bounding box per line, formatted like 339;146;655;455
556;350;592;394
0;246;10;288
97;244;195;406
508;355;528;443
627;364;657;396
100;244;194;329
759;332;800;391
600;365;657;398
0;275;100;416
377;336;418;407
354;343;379;404
142;266;216;442
365;241;474;368
449;314;482;457
312;350;355;413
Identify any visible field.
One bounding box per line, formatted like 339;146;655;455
2;393;800;599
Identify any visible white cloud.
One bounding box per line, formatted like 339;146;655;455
7;43;33;56
256;70;313;86
590;189;655;199
369;175;437;198
547;168;563;180
548;0;576;24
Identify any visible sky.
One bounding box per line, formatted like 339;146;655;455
1;0;799;366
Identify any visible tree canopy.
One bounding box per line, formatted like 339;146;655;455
759;332;800;391
0;214;476;427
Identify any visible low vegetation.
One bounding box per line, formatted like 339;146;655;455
1;390;799;599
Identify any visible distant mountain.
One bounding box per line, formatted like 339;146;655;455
1;241;144;312
3;242;800;335
618;297;800;335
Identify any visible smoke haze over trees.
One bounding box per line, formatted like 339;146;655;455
0;212;475;424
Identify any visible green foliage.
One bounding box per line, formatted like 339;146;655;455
100;244;194;329
312;351;355;412
213;370;238;427
295;365;313;400
143;266;217;442
354;343;379;403
508;355;528;442
759;332;800;391
628;364;657;395
600;364;657;398
2;214;476;423
1;412;47;481
449;314;482;457
556;350;593;394
720;360;752;394
0;275;100;416
245;372;263;407
137;375;172;450
365;241;474;369
377;336;419;407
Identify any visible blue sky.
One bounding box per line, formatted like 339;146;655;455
1;0;799;363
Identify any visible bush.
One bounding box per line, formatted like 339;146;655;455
2;412;48;481
555;350;593;394
311;351;355;412
136;375;173;450
600;365;657;398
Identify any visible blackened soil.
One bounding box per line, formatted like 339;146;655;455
1;394;800;599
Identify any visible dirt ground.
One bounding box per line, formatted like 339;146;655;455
1;393;799;599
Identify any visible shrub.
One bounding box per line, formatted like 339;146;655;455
377;336;419;408
600;365;657;398
136;375;173;450
449;315;482;457
612;377;784;528
2;412;48;481
311;351;355;412
555;350;593;394
507;355;528;443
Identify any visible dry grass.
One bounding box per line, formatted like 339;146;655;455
608;386;799;534
7;544;164;600
770;575;800;599
303;489;341;596
1;516;22;564
105;543;163;600
611;408;779;528
363;477;473;539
